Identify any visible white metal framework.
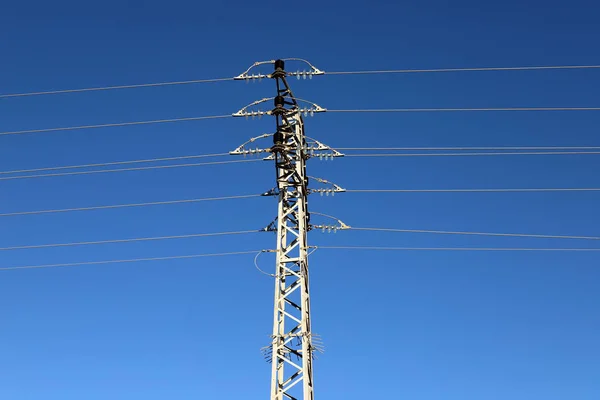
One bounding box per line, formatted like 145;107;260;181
232;59;343;400
268;60;315;400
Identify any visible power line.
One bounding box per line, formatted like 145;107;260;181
4;108;597;138
13;147;596;177
0;115;231;137
316;246;600;252
347;188;600;193
344;151;600;157
0;250;263;271
325;64;600;76
3;188;594;219
5;64;598;100
349;227;600;241
0;153;229;175
0;159;260;181
0;77;233;99
3;188;595;218
337;146;600;151
328;107;600;113
0;230;259;251
7;147;594;178
0;194;262;218
4;245;598;271
8;147;595;178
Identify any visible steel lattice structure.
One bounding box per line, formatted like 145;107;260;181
232;58;344;400
268;60;315;400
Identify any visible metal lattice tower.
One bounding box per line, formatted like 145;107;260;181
232;58;344;400
268;59;314;400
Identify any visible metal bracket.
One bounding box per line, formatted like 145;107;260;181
232;97;327;118
286;58;325;79
229;133;272;156
234;58;324;81
310;211;351;233
308;177;346;196
234;60;275;81
232;98;272;118
229;135;343;162
305;137;345;159
261;188;280;197
262;219;278;232
262;216;349;233
311;222;350;233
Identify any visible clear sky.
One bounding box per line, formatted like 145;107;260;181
1;1;599;399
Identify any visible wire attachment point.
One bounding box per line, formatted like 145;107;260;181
284;58;325;77
304;138;344;159
235;58;324;82
310;212;350;233
229;134;272;156
261;219;278;232
234;60;275;81
232;98;273;118
233;97;327;118
261;188;280;197
254;250;276;278
308;177;346;196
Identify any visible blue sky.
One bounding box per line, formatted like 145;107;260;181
1;1;599;399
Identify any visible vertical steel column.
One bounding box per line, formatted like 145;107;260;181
269;59;315;400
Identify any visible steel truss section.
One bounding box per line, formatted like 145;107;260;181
269;60;315;400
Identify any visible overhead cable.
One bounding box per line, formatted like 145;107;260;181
11;146;596;178
0;194;262;218
0;230;259;251
0;159;260;181
327;107;600;113
5;64;598;100
347;188;600;193
4;108;596;138
0;115;231;136
349;227;600;241
0;250;263;271
3;188;596;218
344;151;600;157
325;64;600;76
5;245;598;272
0;153;229;175
0;77;233;99
316;246;600;252
337;146;600;151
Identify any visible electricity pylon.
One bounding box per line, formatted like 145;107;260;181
232;59;345;400
269;59;316;400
